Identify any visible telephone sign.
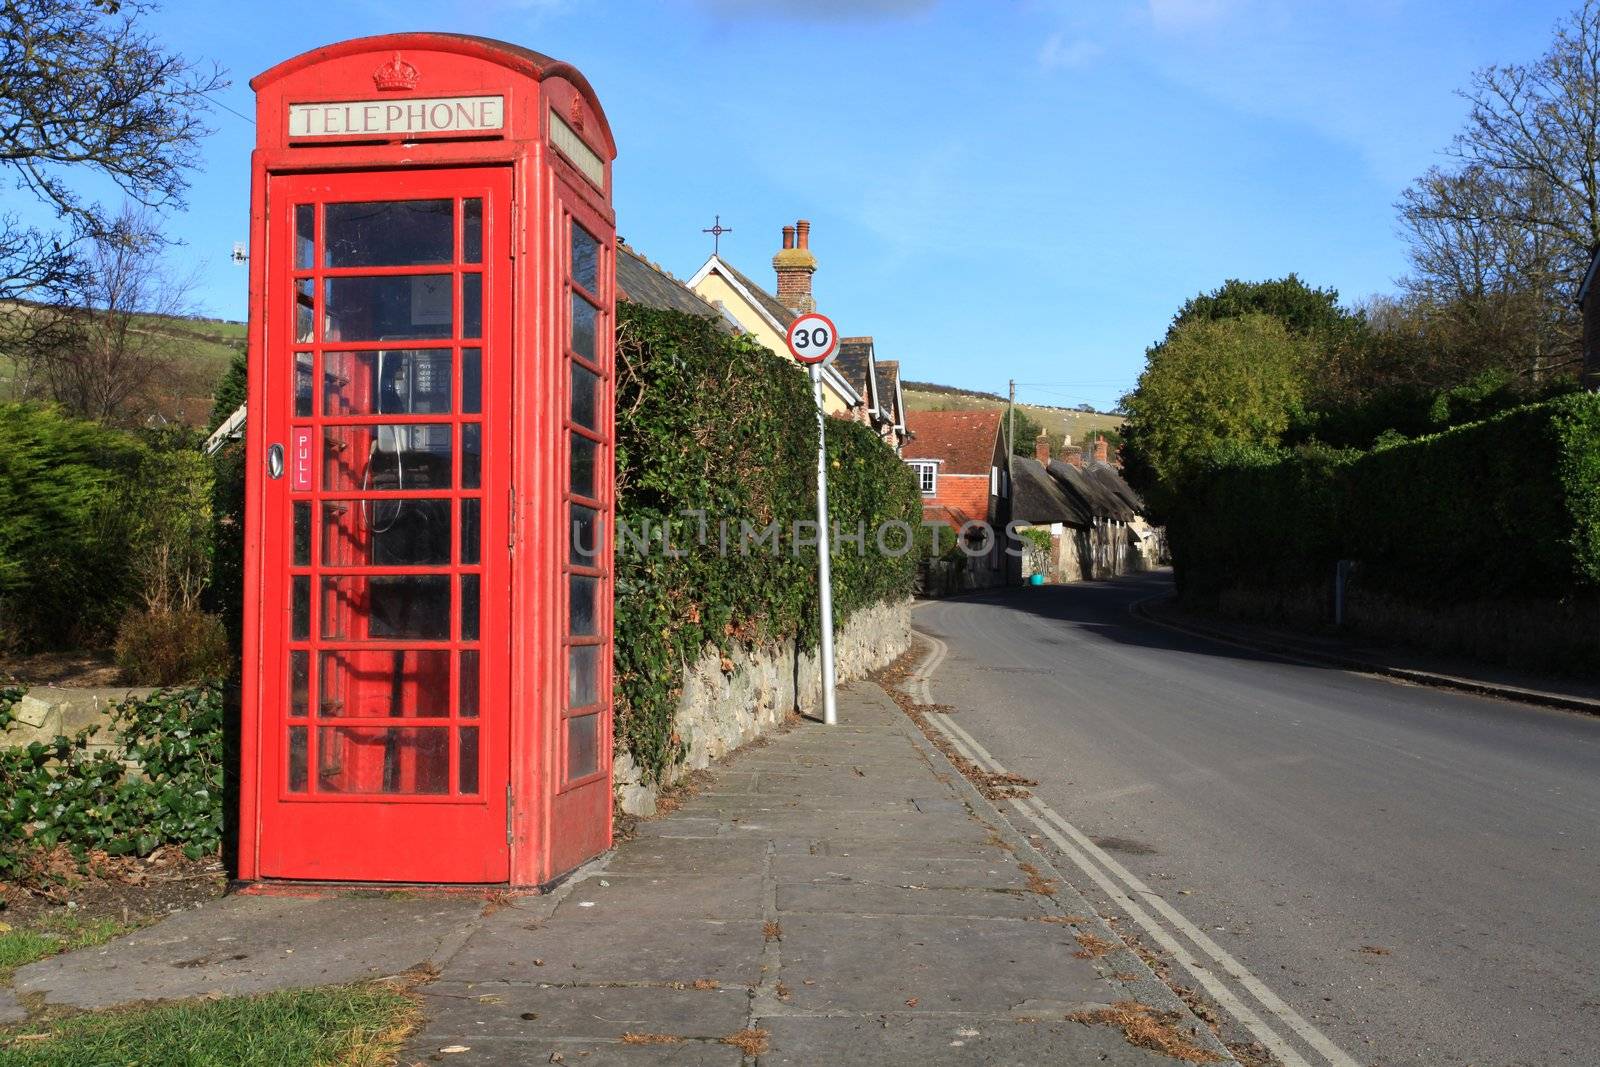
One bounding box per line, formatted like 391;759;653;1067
786;312;839;366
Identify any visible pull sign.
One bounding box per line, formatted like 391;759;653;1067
290;428;313;492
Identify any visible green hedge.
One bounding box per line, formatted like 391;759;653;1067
1170;393;1600;605
0;685;224;880
613;303;920;782
0;405;148;647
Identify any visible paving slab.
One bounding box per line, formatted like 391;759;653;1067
756;1013;1186;1066
11;893;484;1010
416;980;750;1040
548;873;764;922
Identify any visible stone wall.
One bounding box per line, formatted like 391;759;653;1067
2;686;154;756
614;598;912;815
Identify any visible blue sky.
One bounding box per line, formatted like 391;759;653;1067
46;0;1578;410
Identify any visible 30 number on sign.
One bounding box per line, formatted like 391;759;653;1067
786;312;840;367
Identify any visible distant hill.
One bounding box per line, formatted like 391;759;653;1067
0;306;243;426
902;383;1124;446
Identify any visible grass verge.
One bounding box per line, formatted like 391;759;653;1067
0;984;418;1067
0;917;137;985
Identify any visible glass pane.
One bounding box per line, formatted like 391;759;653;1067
316;726;449;795
324;349;452;416
571;222;599;293
295;279;314;343
462;273;482;339
461;424;481;489
292;502;311;565
459;726;479;794
324;275;452;341
294;352;313;417
288;725;308;792
463;198;482;263
570;504;600;566
294;205;314;270
460;498;480;566
569;574;598;636
318;650;450;718
462;347;481;413
324;200;452;268
290;651;309;717
321;498;451;567
322;424;453;492
570;292;597;361
570;433;597;499
461;574;479;641
321;575;450;640
567;713;599;780
569;644;599;708
571;363;598;430
460;650;479;719
292;575;310;641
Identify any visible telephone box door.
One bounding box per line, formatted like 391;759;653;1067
256;167;514;883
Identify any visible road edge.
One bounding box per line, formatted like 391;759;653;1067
868;656;1240;1064
1131;594;1600;717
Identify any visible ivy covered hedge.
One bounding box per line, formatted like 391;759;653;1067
0;685;224;880
1170;392;1600;605
613;303;919;782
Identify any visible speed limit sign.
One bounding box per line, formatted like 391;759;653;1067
786;312;839;366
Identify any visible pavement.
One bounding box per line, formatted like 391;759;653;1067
915;572;1600;1066
8;678;1229;1065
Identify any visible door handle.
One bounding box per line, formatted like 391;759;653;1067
267;443;285;479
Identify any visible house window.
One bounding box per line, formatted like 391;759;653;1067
912;462;937;495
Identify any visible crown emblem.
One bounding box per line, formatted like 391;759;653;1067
373;52;419;92
567;95;585;131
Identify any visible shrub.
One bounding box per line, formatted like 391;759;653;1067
0;404;146;648
0;684;223;879
114;609;231;685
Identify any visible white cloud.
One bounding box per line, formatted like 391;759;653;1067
1147;0;1231;32
1038;32;1102;70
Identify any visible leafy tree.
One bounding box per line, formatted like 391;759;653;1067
1008;406;1044;456
0;0;223;308
1120;314;1312;500
1395;0;1600;382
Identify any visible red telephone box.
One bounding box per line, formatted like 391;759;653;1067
237;34;617;886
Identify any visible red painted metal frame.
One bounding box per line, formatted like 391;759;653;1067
240;34;617;888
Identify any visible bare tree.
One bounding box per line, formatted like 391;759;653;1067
18;206;197;422
1396;1;1600;381
0;0;224;307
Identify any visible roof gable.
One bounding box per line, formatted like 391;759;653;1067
904;409;1003;475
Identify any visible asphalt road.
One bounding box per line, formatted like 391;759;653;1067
913;572;1600;1067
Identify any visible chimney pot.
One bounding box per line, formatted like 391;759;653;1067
773;217;817;314
1034;434;1051;465
782;225;795;250
796;219;811;249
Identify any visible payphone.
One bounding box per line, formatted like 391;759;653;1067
239;34;618;886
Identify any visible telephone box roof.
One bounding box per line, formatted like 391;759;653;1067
251;32;615;158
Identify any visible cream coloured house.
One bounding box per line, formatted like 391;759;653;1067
687;219;861;417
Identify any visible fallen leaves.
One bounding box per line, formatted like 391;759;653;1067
721;1028;770;1055
763;920;782;942
621;1032;683;1045
1068;1001;1223;1064
1072;931;1116;960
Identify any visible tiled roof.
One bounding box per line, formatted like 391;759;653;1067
874;358;901;426
834;338;875;412
1013;456;1090;526
617;244;721;317
903;409;1002;476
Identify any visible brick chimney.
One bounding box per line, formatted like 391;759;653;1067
1091;436;1109;463
1034;434;1051;465
773;218;817;314
1060;445;1084;469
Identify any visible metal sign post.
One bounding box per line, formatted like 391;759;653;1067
786;312;841;726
